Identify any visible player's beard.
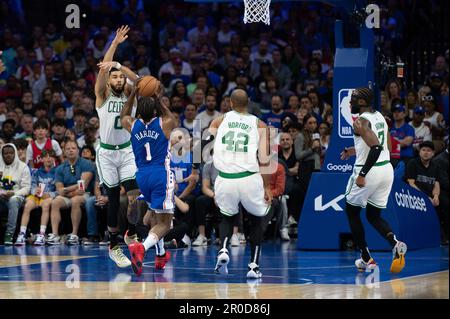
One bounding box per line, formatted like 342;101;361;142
110;83;125;95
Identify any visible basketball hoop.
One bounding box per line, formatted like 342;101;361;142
243;0;271;25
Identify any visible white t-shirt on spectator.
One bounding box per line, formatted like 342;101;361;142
217;30;236;45
249;51;273;64
187;26;209;45
409;121;432;150
195;110;222;130
158;61;193;78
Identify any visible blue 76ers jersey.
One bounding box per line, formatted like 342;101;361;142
131;118;170;170
131;118;174;211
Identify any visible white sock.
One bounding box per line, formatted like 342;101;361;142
40;225;46;234
143;232;158;251
19;226;26;234
156;238;165;256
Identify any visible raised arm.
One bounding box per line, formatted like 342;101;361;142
95;26;130;105
97;62;138;82
120;85;137;133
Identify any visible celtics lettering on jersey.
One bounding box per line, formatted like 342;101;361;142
214;111;259;174
97;93;131;146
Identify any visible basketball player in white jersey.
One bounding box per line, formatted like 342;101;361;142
341;87;407;273
208;89;272;279
94;26;141;268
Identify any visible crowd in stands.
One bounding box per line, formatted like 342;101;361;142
0;0;448;247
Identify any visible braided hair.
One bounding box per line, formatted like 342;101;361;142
351;87;374;106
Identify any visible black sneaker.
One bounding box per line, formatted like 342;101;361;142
82;236;99;245
99;231;110;246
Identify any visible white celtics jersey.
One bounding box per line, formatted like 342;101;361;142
354;111;390;166
213;110;260;173
97;93;131;146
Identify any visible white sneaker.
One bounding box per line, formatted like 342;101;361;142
247;262;262;279
109;246;131;268
192;234;208;246
230;234;240;247
355;258;377;271
280;228;290;241
390;241;407;273
67;234;79;245
181;234;191;246
14;233;26;246
214;248;229;275
238;233;246;244
33;234;45;246
47;233;61;245
124;230;139;246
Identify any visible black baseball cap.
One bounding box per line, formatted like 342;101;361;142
419;141;435;151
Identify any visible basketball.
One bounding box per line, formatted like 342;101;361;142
137;76;160;97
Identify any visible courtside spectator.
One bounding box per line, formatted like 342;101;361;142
0;143;31;245
47;140;95;245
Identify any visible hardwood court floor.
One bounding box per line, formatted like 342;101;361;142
0;241;448;299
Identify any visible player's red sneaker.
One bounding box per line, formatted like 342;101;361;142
155;250;171;270
129;242;145;276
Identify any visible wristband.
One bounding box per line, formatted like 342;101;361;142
126;78;134;86
115;62;122;70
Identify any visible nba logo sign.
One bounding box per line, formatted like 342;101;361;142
338;89;357;138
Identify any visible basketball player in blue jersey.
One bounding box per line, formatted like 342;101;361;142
120;83;177;276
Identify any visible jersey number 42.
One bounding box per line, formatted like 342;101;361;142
222;131;249;152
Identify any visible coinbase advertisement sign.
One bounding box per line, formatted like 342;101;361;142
297;173;440;250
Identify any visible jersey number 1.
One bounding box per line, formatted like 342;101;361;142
145;142;152;161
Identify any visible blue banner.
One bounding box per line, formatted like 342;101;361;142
297;172;441;251
322;22;374;173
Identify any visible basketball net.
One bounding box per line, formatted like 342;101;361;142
243;0;271;25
